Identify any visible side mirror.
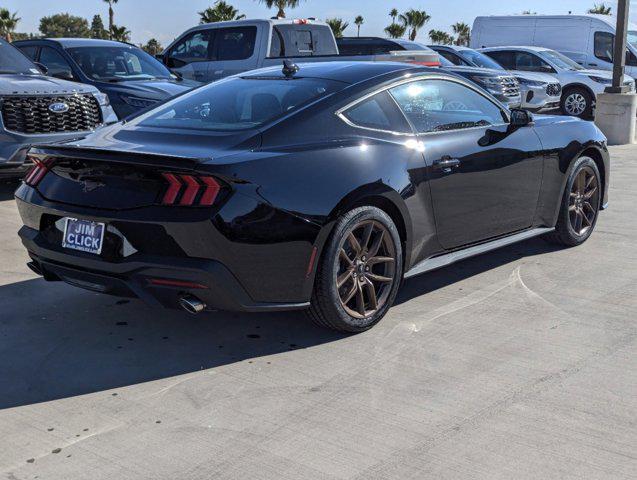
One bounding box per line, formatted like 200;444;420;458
34;62;48;75
510;108;533;127
52;70;74;81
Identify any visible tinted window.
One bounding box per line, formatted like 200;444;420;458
0;40;39;74
342;91;411;132
484;51;515;69
439;50;466;66
513;52;552;72
390;80;506;133
458;49;504;70
594;32;637;66
39;47;74;79
269;25;337;57
168;30;213;65
68;46;171;80
214;27;256;61
136;77;343;132
18;45;38;60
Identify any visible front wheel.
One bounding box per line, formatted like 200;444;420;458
544;156;601;247
561;87;594;119
307;206;403;333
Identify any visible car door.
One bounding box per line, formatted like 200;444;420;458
389;77;544;249
165;29;215;82
38;46;76;81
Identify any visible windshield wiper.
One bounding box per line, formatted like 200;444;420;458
0;70;20;74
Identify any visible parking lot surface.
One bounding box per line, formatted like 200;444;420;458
0;145;635;479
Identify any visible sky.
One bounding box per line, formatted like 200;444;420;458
2;0;634;46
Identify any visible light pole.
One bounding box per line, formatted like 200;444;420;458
606;0;631;93
594;0;636;145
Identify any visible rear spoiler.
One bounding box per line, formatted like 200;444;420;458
27;145;204;171
372;50;441;67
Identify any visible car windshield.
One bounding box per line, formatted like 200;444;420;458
538;50;583;71
134;76;344;132
0;39;40;75
459;49;505;70
628;30;637;49
67;46;172;81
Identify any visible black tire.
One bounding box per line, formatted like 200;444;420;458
544;156;601;247
307;206;403;333
560;87;594;119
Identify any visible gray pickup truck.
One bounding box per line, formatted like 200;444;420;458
0;39;117;178
158;18;439;83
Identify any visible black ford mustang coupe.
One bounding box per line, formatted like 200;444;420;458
15;61;609;332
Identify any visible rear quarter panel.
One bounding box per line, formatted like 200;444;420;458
532;115;609;226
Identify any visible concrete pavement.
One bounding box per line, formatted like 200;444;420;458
0;146;635;479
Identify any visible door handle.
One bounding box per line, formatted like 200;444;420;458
433;157;461;171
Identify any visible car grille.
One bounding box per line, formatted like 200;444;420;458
546;83;562;96
0;94;102;135
500;76;521;98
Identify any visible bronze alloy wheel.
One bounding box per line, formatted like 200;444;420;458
569;165;599;236
336;220;396;319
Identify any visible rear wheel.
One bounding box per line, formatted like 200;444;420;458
561;87;593;119
308;206;403;333
544;156;601;247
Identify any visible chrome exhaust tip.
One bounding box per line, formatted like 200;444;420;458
179;295;206;314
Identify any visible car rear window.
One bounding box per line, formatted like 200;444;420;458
269;25;338;57
135;76;344;131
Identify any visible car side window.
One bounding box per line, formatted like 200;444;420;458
514;52;554;73
341;90;411;133
485;51;515;69
389;79;507;134
214;27;257;61
594;31;637;66
18;45;38;60
39;47;74;80
167;30;213;67
439;51;466;66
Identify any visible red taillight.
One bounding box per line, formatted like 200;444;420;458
148;278;208;289
408;61;441;67
24;157;54;187
160;173;222;207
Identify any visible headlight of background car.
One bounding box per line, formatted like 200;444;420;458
517;78;546;88
588;75;613;85
119;95;158;108
93;92;111;106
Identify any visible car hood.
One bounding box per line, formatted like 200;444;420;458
511;71;557;83
0;73;97;95
100;78;199;100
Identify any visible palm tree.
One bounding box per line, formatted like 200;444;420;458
399;9;430;42
354;15;364;37
103;0;119;40
389;8;399;24
111;24;130;42
384;23;406;39
258;0;302;19
0;8;20;42
325;18;349;39
429;29;454;45
588;3;612;14
199;1;245;23
142;38;163;55
451;22;470;46
385;23;406;38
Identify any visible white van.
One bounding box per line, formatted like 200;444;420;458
471;14;637;77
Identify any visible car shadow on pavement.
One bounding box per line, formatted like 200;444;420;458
395;237;562;305
0;237;561;411
0;180;19;201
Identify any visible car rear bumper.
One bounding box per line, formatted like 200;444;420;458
20;225;310;313
15;184;320;312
